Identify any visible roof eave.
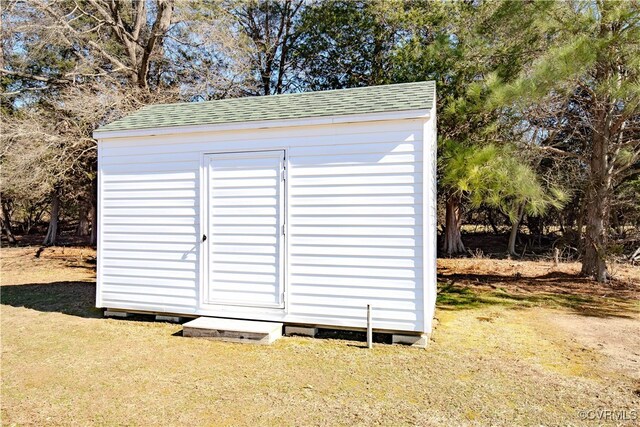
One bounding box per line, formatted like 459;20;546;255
93;108;431;140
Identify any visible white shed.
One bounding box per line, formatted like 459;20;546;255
93;81;437;340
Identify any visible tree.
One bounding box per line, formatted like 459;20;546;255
492;1;640;281
232;0;304;95
2;0;307;245
382;0;561;255
1;197;17;244
295;0;408;90
42;187;60;246
1;0;636;269
1;1;183;245
442;142;566;255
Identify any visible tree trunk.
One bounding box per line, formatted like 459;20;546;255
507;206;525;256
575;189;588;251
25;202;47;235
275;0;296;94
581;177;610;281
581;111;611;283
76;198;91;236
90;177;98;246
443;194;465;255
581;193;609;282
89;204;97;246
371;25;384;85
136;0;174;89
43;189;60;246
486;208;500;235
1;198;17;244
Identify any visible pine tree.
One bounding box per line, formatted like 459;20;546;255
389;1;558;255
442;142;566;255
491;1;640;281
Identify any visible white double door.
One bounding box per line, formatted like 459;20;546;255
203;150;286;309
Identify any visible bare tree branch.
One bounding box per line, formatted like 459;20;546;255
0;68;70;84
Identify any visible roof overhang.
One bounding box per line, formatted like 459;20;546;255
93;108;431;140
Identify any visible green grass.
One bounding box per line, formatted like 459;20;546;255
437;281;640;318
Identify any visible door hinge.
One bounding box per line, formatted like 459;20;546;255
281;169;287;181
282;224;286;235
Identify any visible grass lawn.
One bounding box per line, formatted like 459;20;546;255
1;247;639;426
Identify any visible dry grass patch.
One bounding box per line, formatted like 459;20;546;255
1;247;639;426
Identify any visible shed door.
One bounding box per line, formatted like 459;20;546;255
204;150;285;308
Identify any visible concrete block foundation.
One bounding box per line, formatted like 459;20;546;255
104;310;133;318
156;315;183;323
284;326;318;337
392;334;429;348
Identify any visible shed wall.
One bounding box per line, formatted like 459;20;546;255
98;118;433;333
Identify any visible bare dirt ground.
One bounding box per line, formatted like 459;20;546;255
1;247;639;426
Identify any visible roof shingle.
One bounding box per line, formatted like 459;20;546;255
95;81;435;133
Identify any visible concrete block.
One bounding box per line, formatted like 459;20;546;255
183;317;282;345
104;310;133;318
156;315;182;323
392;333;430;348
284;326;318;337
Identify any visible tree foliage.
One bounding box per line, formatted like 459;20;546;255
1;0;637;281
487;0;640;280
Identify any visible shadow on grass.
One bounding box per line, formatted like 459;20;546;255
0;281;103;318
3;276;635;322
316;329;393;346
437;277;639;319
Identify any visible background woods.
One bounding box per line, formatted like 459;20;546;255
1;0;638;282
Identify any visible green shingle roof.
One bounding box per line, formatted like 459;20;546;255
95;81;435;134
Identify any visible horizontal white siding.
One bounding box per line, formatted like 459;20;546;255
99;154;200;313
98;119;430;332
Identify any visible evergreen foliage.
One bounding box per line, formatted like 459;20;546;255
1;0;637;279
